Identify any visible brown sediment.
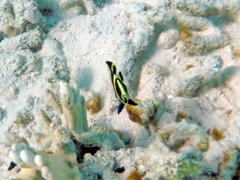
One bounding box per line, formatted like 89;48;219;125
126;103;145;125
4;25;19;37
212;128;225;141
226;109;233;118
180;26;193;41
176;112;193;122
127;169;142;180
86;94;101;114
186;64;194;70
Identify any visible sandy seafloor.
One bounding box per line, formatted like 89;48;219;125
1;0;240;179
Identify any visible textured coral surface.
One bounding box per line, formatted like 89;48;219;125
0;0;240;179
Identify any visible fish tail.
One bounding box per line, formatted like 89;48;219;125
117;103;125;114
128;99;138;106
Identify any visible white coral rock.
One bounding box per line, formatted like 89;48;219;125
174;56;222;96
158;29;179;49
0;0;45;36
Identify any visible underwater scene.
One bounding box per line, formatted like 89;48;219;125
0;0;240;179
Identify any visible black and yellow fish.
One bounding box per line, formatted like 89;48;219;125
106;61;137;114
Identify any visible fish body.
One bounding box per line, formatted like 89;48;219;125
106;61;137;114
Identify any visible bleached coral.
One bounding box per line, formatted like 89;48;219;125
171;0;240;16
0;81;125;178
226;68;240;108
158;28;179;49
0;28;45;53
44;81;89;136
40;38;70;82
0;82;86;179
0;0;45;37
0;142;82;180
0;28;45;105
81;138;203;179
0;107;5;121
59;0;84;10
168;0;240;54
158;121;209;152
59;0;109;15
138;62;170;98
0;53;27;76
178;20;229;55
218;149;239;179
112;0;236;98
42;81;124;149
173;55;223;96
122;0;236;56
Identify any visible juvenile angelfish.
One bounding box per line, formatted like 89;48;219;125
106;61;137;114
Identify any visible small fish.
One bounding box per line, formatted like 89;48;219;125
106;61;137;114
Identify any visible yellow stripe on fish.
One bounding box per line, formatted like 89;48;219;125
106;61;137;114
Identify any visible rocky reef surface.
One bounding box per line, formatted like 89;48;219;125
0;0;240;179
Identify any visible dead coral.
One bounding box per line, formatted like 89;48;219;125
3;25;19;37
158;121;209;152
0;141;83;179
81;138;204;179
0;28;45;53
168;0;237;55
218;149;239;179
177;19;229;55
0;126;82;180
171;0;240;17
59;0;109;15
0;80;124;179
41;38;70;82
50;81;89;135
174;56;222;97
42;81;124;149
0;0;45;36
158;28;179;49
126;99;163;126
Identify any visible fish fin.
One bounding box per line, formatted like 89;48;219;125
8;161;17;171
119;71;124;81
106;61;112;67
106;61;117;74
128;99;138;106
117;103;125;114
